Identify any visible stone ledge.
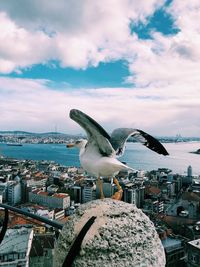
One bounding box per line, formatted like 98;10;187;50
54;199;165;267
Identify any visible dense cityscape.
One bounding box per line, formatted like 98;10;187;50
0;134;200;266
1;131;200;145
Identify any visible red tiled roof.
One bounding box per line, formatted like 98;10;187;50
35;172;43;177
181;192;200;202
0;210;43;227
145;186;161;196
32;189;41;194
53;193;69;199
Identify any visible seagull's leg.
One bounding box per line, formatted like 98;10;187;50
98;177;104;199
111;177;123;200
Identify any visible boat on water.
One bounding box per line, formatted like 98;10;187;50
6;143;23;146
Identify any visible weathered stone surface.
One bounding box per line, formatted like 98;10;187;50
53;199;165;267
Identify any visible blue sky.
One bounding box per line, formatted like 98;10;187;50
132;1;179;39
0;0;200;136
1;60;130;88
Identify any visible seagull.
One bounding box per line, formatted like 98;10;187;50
67;109;169;200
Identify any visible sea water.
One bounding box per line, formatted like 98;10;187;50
0;142;200;175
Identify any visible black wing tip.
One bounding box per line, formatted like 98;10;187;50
136;129;169;156
150;143;169;156
163;150;169;156
159;149;169;156
145;144;169;156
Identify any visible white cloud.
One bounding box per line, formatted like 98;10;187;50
0;12;53;73
167;0;200;35
0;77;199;136
126;28;200;86
0;0;164;72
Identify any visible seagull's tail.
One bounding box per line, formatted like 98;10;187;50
121;162;138;173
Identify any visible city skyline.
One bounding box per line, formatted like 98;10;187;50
0;1;200;136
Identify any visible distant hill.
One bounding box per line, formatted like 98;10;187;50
0;131;80;137
0;131;200;142
0;130;65;135
0;131;33;135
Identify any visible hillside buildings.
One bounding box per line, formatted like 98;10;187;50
0;156;200;266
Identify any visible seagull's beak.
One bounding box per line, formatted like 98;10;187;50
66;143;75;148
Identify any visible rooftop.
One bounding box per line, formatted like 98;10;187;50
181;192;200;202
188;238;200;250
53;193;69;199
162;237;182;253
38;191;48;196
193;179;200;185
32;188;41;194
124;182;134;188
0;227;33;255
145;186;161;196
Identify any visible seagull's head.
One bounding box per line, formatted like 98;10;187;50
66;139;87;150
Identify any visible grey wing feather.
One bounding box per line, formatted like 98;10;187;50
110;128;169;157
70;109;115;156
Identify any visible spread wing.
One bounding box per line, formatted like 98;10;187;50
110;128;169;157
69;109;115;156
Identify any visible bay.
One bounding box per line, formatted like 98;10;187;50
0;142;200;175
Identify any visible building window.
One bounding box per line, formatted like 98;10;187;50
191;255;196;263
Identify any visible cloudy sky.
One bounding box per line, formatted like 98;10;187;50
0;0;200;136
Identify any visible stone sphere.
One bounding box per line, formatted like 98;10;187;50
54;199;165;267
